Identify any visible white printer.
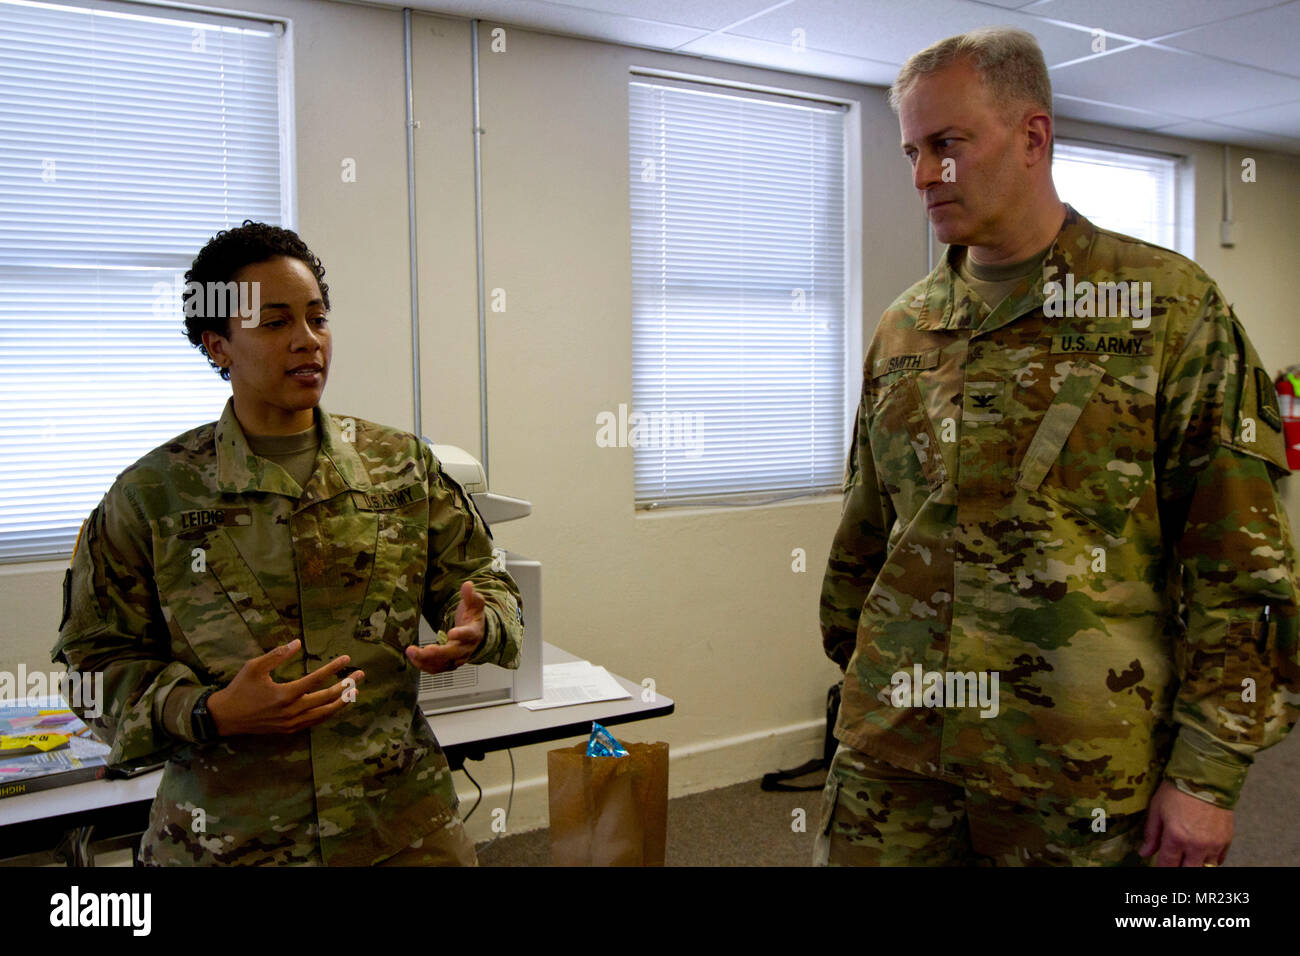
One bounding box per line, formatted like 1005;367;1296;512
415;442;543;714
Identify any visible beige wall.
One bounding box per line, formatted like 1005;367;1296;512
4;0;1299;844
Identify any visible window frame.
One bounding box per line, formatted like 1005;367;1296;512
0;0;295;565
1051;136;1193;257
626;68;862;511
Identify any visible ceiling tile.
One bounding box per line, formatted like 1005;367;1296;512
672;31;900;85
1211;97;1300;137
1160;2;1300;75
692;0;1105;70
1151;119;1300;152
1022;0;1285;41
1051;44;1300;120
544;0;790;33
1052;95;1186;130
406;0;709;47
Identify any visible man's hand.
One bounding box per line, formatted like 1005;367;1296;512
207;639;364;736
1141;779;1233;866
406;581;487;675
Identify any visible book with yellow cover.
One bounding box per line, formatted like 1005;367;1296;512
0;703;110;799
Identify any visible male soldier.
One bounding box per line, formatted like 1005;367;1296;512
817;28;1299;866
53;221;523;865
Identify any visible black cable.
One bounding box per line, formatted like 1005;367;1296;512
459;762;484;821
474;748;515;859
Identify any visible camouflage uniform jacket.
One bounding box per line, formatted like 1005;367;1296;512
820;205;1300;815
52;397;523;864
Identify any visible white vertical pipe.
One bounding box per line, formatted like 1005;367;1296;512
403;8;423;435
471;19;490;483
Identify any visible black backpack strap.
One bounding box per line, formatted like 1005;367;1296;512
760;680;844;792
761;758;827;792
823;680;842;765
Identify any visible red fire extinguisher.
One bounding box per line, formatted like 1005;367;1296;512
1274;368;1300;470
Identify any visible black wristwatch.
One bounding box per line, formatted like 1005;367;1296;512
191;688;220;742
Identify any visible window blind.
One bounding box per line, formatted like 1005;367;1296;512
0;0;287;562
628;79;848;507
1052;141;1179;250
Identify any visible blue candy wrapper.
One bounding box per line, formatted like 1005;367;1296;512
586;721;629;757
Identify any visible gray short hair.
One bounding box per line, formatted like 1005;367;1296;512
888;26;1053;131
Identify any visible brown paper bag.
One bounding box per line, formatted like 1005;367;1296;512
547;739;669;866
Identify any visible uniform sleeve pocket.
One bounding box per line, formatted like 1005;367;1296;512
59;567;73;631
1220;316;1290;473
1219;618;1285;747
869;374;948;521
819;774;842;836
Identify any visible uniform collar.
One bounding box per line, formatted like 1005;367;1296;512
214;397;373;499
914;203;1093;334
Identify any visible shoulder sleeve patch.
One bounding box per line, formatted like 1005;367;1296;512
1255;367;1283;431
1222;316;1289;473
59;567;73;631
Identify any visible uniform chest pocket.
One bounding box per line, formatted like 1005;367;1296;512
353;495;429;654
868;373;948;521
1018;359;1156;535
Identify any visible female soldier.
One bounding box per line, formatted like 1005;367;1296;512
53;221;523;865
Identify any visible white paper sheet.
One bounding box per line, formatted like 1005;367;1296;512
519;660;633;710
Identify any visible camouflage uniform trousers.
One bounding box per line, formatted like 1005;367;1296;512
139;816;478;866
813;744;1149;866
375;816;478;867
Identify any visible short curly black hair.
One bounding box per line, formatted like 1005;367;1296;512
182;220;330;381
